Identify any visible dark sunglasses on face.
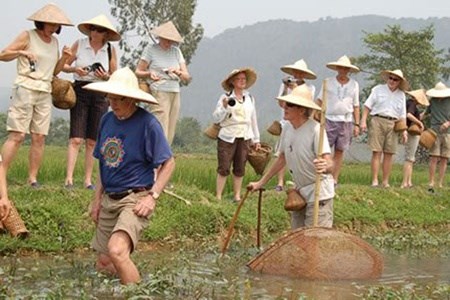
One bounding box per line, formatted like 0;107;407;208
285;102;300;108
389;76;400;82
91;26;107;33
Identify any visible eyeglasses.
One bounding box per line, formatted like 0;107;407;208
90;26;107;33
388;76;400;82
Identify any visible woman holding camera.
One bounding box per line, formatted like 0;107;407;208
212;68;261;202
62;15;120;190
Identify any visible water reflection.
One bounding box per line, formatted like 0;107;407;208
1;251;449;299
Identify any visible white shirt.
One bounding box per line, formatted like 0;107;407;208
279;119;334;203
364;84;406;119
317;77;359;122
212;90;260;143
73;38;110;82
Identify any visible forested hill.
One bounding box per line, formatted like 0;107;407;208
182;15;450;128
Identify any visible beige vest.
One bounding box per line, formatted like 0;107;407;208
14;29;59;93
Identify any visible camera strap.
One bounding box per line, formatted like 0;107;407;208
107;42;112;72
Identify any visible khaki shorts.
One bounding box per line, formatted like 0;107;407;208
91;191;150;255
368;116;397;154
404;133;420;162
429;133;450;158
7;86;52;135
291;198;334;229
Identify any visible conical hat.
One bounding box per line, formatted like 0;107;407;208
426;82;450;98
381;69;409;91
405;89;429;106
280;59;317;80
84;67;158;104
78;14;121;42
150;21;183;43
326;55;360;73
276;84;321;111
27;3;73;26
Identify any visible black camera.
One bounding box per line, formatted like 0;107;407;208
29;60;36;72
282;76;296;85
227;97;236;107
84;62;105;72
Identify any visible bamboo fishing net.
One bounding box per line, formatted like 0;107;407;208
247;227;383;280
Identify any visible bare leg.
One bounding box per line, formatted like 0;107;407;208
65;137;83;186
381;152;393;187
84;139;96;187
332;149;345;184
108;230;140;284
428;156;438;187
1;132;26;173
401;161;413;188
216;174;227;200
232;175;244;201
370;151;382;186
28;133;46;183
96;253;118;275
437;157;448;188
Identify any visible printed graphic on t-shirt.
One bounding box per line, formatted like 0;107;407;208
101;136;125;168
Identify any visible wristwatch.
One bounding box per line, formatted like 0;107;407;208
149;191;160;200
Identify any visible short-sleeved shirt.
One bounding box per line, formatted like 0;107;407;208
140;43;185;93
94;107;172;193
317;77;359;122
364;84;406;119
427;97;450;134
279;119;334;202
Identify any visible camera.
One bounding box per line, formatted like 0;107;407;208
227;97;236;107
84;62;105;72
282;76;296;85
29;60;36;72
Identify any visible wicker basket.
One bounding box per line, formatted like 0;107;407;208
407;124;423;136
267;120;282;136
419;128;437;149
247;142;272;175
52;77;76;109
138;80;151;93
3;201;29;239
394;119;407;132
284;188;307;211
204;123;221;140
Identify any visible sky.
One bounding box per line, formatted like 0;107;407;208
0;0;449;84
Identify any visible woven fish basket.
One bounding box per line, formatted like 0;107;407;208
204;123;221;140
267;120;282;136
247;142;272;175
3;201;29;238
284;188;307;211
407;124;423;136
394;119;407;132
52;77;76;109
138;80;151;93
419;128;437;149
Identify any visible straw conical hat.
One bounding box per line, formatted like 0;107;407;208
326;55;360;73
426;82;450;98
151;21;183;43
27;3;73;26
280;59;317;80
405;89;429;106
381;69;409;91
276;84;321;111
78;14;121;42
221;68;257;92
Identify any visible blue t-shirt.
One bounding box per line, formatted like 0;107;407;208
94;107;172;193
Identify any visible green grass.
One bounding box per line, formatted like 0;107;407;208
1;146;449;255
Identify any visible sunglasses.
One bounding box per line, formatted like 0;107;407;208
90;26;107;33
388;76;400;82
284;102;300;108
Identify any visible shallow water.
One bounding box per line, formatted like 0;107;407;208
1;250;449;299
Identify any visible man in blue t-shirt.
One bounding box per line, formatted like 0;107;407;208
84;67;175;285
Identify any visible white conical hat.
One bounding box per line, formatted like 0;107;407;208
280;59;317;80
426;82;450;98
27;3;73;26
276;84;321;111
78;14;121;42
326;55;360;73
151;21;183;43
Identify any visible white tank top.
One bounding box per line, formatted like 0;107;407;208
73;38;110;82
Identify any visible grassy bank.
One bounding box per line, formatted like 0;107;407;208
0;146;449;255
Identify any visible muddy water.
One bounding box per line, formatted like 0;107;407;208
1;251;449;299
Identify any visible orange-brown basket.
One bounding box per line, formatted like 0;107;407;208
267;120;282;136
204;123;221;140
419;128;437;149
284;188;307;211
394;119;407;132
3;201;29;239
407;124;423;136
51;77;76;110
247;142;272;175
